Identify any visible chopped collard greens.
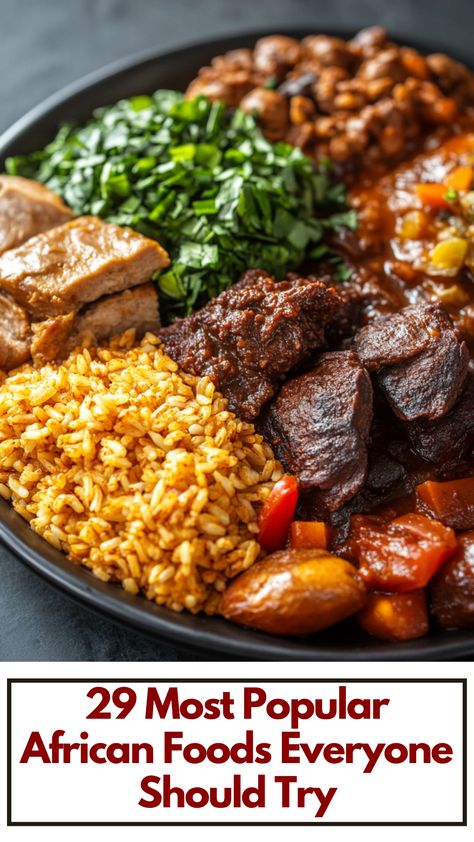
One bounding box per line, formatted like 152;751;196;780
7;91;356;318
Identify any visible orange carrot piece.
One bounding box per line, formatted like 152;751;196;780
352;512;457;592
357;590;429;641
446;165;473;192
416;477;474;529
290;520;330;550
415;183;452;209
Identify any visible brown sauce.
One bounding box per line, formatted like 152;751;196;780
350;127;474;345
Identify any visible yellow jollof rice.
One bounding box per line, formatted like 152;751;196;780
0;331;282;614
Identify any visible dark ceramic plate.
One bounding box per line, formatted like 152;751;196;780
1;29;473;660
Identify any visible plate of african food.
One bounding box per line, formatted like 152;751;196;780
1;27;474;659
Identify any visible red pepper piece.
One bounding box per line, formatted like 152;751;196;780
258;475;298;552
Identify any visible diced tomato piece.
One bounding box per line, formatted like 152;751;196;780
446;165;473;192
357;590;429;641
415;183;452;209
258;475;298;553
351;512;457;592
416;477;474;530
290;521;330;550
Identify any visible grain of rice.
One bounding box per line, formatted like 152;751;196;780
0;332;282;614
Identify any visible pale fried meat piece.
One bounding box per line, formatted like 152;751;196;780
0;175;72;256
31;283;160;365
0;291;31;370
0;216;169;319
30;314;74;366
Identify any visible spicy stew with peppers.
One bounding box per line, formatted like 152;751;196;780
221;122;474;640
218;35;474;642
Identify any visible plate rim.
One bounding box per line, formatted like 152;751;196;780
1;28;473;661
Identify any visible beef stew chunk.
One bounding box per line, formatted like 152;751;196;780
379;331;468;421
0;292;31;371
330;265;400;333
160;272;342;421
328;451;412;529
355;305;434;367
354;303;469;420
260;351;373;509
0;216;169;319
405;373;474;467
430;532;474;628
0;175;72;256
302;440;417;553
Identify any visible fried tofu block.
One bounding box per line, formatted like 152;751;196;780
0;216;169;318
0;175;72;255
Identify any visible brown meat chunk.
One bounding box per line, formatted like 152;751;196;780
233;267;273;290
160;273;341;421
331;451;412;524
0;216;169;319
0;291;31;370
260;351;373;509
305;447;421;554
405;373;474;467
321;264;399;344
355;305;434;367
354;304;469;421
379;332;468;421
31;283;160;365
73;282;160;341
30;313;74;366
0;175;72;256
430;532;474;628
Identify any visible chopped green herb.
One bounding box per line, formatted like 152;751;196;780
264;76;279;90
445;187;459;203
7;91;355;319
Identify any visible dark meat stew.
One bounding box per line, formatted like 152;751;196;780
185;30;474;641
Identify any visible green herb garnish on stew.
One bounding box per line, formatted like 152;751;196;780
7;91;356;318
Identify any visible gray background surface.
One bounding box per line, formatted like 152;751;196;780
1;0;473;661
